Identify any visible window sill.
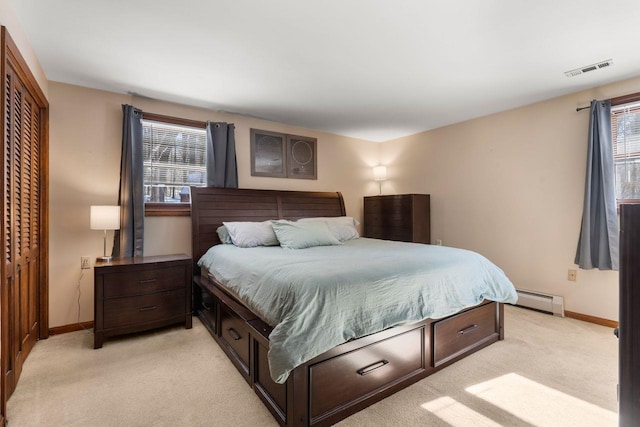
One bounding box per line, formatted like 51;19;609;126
145;203;191;217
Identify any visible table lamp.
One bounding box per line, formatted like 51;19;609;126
90;205;120;262
373;165;387;195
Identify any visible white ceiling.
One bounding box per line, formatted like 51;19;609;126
12;0;640;142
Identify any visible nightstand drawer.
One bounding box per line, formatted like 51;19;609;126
103;289;186;329
103;265;185;298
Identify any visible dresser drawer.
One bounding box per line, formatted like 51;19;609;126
103;289;186;329
103;265;186;298
364;212;412;227
309;328;423;421
433;303;497;366
363;225;386;239
220;304;251;371
364;196;412;212
364;225;412;242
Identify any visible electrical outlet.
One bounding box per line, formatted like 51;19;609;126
435;239;442;246
81;256;91;270
568;269;577;282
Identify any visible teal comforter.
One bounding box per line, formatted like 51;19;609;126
198;238;517;383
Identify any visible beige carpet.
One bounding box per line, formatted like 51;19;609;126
7;306;618;426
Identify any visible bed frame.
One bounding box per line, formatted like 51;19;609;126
190;187;505;426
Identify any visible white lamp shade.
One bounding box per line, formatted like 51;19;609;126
373;165;387;181
90;206;121;230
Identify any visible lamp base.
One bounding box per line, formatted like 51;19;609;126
98;231;113;263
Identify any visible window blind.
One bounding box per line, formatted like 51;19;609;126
611;102;640;201
142;119;207;203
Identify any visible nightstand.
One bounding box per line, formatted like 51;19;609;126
93;254;192;349
363;194;431;243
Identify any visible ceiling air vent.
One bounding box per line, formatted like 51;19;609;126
565;59;614;77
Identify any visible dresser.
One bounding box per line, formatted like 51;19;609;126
363;194;430;243
93;254;192;349
619;204;640;426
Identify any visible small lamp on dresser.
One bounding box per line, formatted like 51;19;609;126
90;205;120;262
373;165;387;195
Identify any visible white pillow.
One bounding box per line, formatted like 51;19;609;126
216;225;233;244
271;220;341;249
223;221;279;248
299;216;360;242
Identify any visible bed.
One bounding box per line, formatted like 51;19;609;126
190;187;517;426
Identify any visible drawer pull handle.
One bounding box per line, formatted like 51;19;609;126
459;324;478;335
357;359;389;376
139;305;157;312
202;302;212;311
139;278;157;284
226;327;242;341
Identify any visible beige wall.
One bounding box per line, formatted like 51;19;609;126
48;81;377;327
380;75;640;322
0;0;48;97
48;73;640;326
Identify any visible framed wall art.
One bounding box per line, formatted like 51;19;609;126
286;134;317;179
250;129;317;180
250;129;286;178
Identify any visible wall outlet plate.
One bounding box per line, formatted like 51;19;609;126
567;269;577;282
81;257;91;270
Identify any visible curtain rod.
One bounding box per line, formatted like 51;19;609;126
576;91;640;112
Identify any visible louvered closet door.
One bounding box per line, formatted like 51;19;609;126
2;68;39;397
3;67;17;396
2;58;12;408
18;82;39;382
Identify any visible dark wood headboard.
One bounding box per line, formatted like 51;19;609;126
190;187;346;274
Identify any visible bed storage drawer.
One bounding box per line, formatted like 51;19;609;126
220;304;251;374
309;328;424;422
254;339;287;424
103;289;186;329
198;286;217;333
433;302;497;366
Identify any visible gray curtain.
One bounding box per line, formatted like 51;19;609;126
112;104;144;258
575;99;619;270
206;122;238;188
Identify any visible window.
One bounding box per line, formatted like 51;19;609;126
141;116;207;215
611;102;640;204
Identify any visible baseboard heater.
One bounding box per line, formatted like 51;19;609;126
515;289;565;317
